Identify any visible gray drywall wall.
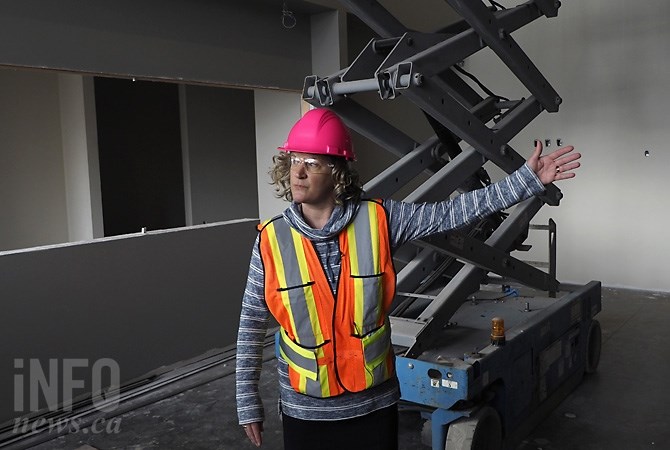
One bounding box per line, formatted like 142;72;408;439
0;0;312;90
0;219;258;424
254;90;304;220
182;85;259;224
0;68;69;251
465;0;670;291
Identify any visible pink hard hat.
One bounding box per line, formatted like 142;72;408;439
278;108;355;161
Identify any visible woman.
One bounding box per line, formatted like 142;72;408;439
236;108;580;449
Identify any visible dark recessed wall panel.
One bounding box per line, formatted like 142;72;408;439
95;77;185;236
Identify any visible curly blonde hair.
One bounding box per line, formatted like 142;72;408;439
269;152;363;205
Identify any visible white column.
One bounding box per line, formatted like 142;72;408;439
59;74;104;241
253;9;346;220
178;84;194;226
311;9;347;75
254;91;302;220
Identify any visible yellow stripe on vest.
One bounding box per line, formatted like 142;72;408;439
368;202;380;272
316;347;331;397
266;223;299;338
367;202;383;330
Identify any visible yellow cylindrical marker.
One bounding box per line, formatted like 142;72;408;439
491;317;506;346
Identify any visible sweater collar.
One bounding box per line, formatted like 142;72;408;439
282;201;359;242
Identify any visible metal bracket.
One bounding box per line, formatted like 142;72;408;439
534;0;561;18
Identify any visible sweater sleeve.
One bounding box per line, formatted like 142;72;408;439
235;234;271;425
385;163;545;249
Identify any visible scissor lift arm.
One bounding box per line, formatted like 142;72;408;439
304;0;564;353
302;2;601;449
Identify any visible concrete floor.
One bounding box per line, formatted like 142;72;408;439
17;287;670;449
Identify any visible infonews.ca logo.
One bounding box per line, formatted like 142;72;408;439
13;416;121;436
13;358;122;436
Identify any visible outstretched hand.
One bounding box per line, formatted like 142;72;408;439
526;140;581;185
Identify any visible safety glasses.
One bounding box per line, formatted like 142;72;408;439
290;155;334;174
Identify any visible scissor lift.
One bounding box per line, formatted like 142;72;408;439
302;1;602;449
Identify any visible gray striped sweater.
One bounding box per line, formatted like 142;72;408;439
236;163;545;424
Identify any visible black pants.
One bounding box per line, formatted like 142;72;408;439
282;403;398;450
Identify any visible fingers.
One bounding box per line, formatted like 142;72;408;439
554;151;582;166
531;141;581;184
546;145;576;160
555;171;576;181
558;161;581;173
243;422;263;447
553;160;580;182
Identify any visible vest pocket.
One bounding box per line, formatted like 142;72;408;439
360;321;392;380
350;273;384;336
277;281;315;291
277;281;325;347
278;329;321;381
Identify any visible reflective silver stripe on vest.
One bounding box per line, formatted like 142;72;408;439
303;371;327;397
350;202;383;333
271;219;320;347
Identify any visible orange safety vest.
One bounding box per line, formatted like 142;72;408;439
257;200;397;398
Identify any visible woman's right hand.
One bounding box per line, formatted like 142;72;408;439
242;421;264;447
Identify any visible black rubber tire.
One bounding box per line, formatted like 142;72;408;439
444;406;502;450
421;419;433;447
585;319;602;374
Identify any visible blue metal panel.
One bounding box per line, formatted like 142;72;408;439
396;355;471;409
